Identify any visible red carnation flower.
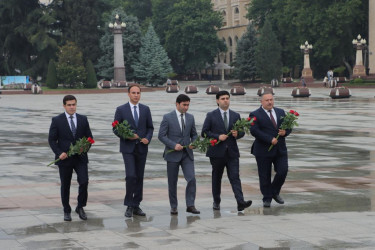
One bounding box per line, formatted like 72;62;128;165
294;112;299;116
247;117;251;121
289;110;295;114
253;117;257;121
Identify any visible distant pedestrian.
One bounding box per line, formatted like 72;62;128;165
301;77;306;87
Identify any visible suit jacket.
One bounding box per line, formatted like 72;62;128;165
48;113;93;166
201;108;244;158
249;106;291;157
158;110;198;162
113;102;154;154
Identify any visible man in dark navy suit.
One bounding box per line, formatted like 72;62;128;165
113;85;154;218
249;93;292;208
48;95;93;221
202;90;252;212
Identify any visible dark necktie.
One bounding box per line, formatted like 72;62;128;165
134;106;139;127
180;114;185;134
70;115;76;137
224;111;228;131
268;110;277;128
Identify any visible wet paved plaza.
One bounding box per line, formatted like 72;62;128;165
1;83;375;249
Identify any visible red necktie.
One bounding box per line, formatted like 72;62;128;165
268;110;277;128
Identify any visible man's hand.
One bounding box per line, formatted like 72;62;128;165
219;134;228;141
231;130;238;138
140;138;149;145
174;144;183;151
188;145;195;149
130;134;139;140
278;129;286;136
271;138;278;145
59;152;68;160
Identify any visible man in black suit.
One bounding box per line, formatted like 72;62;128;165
249;93;292;207
113;85;154;218
202;90;252;212
48;95;93;221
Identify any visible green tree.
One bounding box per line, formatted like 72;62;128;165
55;0;102;64
151;0;177;45
164;0;225;74
255;19;282;83
132;23;173;86
85;60;97;88
96;8;142;81
46;59;58;89
0;0;58;78
233;23;257;82
247;0;368;77
123;0;152;24
56;42;86;88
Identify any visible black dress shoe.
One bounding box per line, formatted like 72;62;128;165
64;212;72;221
75;207;87;220
237;200;252;211
273;195;285;204
213;202;220;210
263;201;271;208
125;206;134;218
133;207;146;216
170;208;178;215
186;206;200;214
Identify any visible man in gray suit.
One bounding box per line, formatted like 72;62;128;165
158;94;200;215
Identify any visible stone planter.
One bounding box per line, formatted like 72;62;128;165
116;81;128;88
271;79;279;87
329;87;351;99
185;85;198;94
206;85;220;95
336;77;347;83
230;86;246;95
31;85;43;94
291;87;311;97
101;81;111;89
166;85;179;93
257;86;274;96
282;77;293;83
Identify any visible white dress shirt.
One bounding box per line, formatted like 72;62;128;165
129;102;140;120
175;109;185;132
65;112;77;131
262;107;277;126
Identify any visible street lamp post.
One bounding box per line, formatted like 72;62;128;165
300;41;313;83
352;34;367;78
109;14;126;83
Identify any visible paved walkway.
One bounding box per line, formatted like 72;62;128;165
1;86;375;249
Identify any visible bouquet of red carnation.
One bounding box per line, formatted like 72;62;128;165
47;137;95;166
166;134;217;154
216;116;256;145
268;110;299;151
230;116;256;135
112;120;139;140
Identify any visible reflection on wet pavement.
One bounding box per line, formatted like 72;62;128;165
1;86;375;249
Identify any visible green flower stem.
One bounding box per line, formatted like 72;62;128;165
268;134;280;151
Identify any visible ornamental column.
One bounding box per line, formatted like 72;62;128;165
352;34;367;78
109;14;126;82
299;41;313;83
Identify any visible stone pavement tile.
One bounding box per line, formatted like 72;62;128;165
0;239;25;249
0;215;43;234
0;229;15;240
0;197;20;209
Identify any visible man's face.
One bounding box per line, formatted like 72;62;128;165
128;86;141;105
176;101;190;114
216;95;230;110
63;100;77;115
261;93;274;110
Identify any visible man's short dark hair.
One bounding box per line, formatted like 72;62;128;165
176;94;190;103
216;90;230;99
63;95;77;105
128;85;141;93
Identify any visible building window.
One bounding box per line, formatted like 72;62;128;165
234;7;239;14
228;37;232;47
235;36;239;44
230;52;233;63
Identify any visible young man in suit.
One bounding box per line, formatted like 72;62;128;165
249;93;292;208
48;95;93;221
158;94;200;215
202;90;252;212
113;85;154;218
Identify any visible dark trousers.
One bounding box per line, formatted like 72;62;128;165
122;148;147;207
167;151;196;209
209;154;244;204
255;154;288;202
58;160;88;213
